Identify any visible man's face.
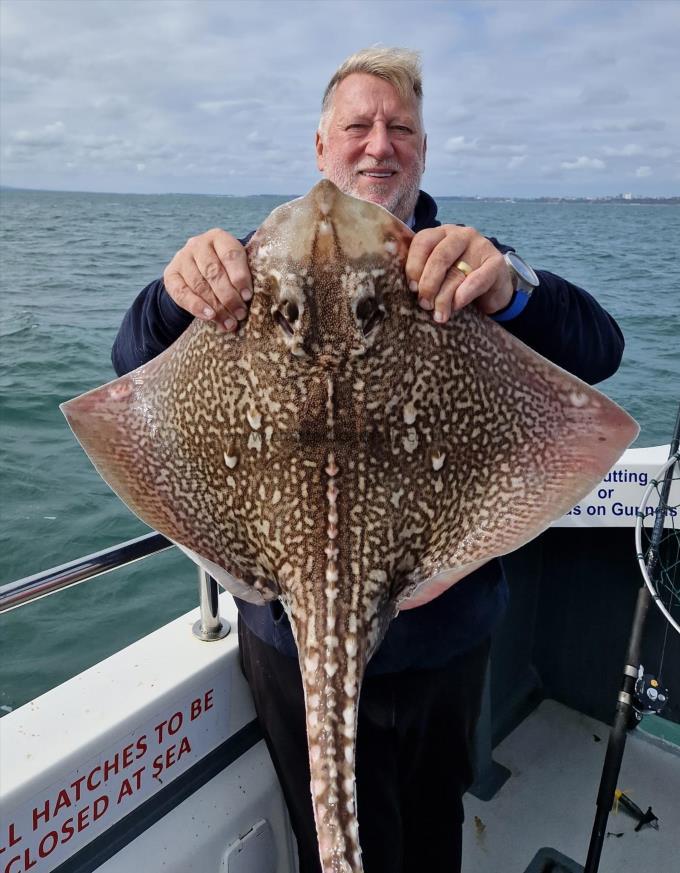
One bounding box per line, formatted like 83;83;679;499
315;73;427;223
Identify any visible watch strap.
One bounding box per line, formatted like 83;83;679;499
490;288;532;323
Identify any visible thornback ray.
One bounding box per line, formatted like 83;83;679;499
61;179;638;873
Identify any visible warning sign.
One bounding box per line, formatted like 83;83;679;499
0;678;229;873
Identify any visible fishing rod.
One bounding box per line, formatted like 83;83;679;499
583;401;680;873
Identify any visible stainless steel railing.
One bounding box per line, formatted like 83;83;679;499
0;532;230;640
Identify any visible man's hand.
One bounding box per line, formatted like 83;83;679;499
405;226;514;322
163;229;253;332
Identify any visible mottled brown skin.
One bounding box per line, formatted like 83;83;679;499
62;180;638;873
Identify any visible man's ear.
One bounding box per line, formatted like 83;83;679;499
315;130;325;172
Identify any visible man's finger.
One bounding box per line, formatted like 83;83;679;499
165;261;233;332
415;236;468;307
183;258;227;315
431;266;466;323
213;235;253;302
194;245;248;321
405;227;447;294
164;271;219;320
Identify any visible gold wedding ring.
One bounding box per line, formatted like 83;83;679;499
453;259;473;277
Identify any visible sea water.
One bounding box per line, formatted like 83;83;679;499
1;188;678;713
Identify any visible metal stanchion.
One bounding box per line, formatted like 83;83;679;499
192;567;231;641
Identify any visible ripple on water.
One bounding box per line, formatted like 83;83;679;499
0;310;37;339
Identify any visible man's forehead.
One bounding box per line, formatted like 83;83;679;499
331;73;420;121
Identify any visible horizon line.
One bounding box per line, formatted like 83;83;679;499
1;183;678;202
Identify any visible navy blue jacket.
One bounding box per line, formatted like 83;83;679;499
112;190;624;675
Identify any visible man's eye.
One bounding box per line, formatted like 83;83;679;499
391;125;413;134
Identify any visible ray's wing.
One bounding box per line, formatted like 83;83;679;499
368;306;638;609
61;319;280;604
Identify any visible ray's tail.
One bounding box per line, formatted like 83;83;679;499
298;635;365;873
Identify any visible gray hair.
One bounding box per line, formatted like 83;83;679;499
319;47;423;136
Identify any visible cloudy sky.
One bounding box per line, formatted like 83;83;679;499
1;0;678;197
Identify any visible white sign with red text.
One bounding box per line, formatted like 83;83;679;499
0;675;230;873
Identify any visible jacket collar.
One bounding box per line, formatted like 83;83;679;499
413;190;440;231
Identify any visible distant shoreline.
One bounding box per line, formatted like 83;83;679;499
1;185;678;205
437;195;680;205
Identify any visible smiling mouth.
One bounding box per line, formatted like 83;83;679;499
359;170;396;179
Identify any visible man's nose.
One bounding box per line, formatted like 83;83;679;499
365;123;395;160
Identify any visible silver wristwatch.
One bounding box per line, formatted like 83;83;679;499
503;251;539;294
493;252;539;323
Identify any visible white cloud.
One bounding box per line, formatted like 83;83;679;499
489;144;527;155
245;130;271;149
196;98;265;115
196;101;230;115
580;119;667;134
12;121;66;147
443;136;478;154
602;143;644;157
635;165;652;178
441;139;528;166
561;156;606;171
90;95;130;115
507;155;527;170
602;143;673;158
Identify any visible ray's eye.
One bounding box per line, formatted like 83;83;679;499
356;296;383;336
274;299;300;337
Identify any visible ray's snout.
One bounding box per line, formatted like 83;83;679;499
313;179;342;217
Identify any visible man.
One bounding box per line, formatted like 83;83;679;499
113;48;624;873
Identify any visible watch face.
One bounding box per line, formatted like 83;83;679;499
506;252;539;288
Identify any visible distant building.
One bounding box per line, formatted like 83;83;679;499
623;192;633;200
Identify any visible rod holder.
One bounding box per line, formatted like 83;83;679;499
192;568;231;641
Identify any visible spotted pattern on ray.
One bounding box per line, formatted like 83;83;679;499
62;180;638;873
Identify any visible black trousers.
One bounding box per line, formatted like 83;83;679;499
238;616;490;873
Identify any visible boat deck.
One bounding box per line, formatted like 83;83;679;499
462;699;680;873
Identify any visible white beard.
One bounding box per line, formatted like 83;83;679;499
322;159;422;224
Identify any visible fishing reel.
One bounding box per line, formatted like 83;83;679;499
629;665;669;726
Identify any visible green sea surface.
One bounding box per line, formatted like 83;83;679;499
1;189;678;714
